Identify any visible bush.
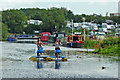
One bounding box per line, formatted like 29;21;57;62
94;44;101;49
2;23;9;41
100;37;120;48
99;48;105;54
83;40;99;49
105;48;113;54
114;44;120;56
94;49;99;53
84;37;120;56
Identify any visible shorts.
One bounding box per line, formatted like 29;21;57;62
55;47;60;50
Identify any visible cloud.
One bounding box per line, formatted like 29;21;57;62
0;0;119;3
0;0;118;16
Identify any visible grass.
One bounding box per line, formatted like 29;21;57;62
83;37;120;57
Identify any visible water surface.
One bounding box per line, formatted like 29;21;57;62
1;42;119;78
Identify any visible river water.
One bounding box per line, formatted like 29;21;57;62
1;41;119;78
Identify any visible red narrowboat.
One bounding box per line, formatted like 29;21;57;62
67;35;84;48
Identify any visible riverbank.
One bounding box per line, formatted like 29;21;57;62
83;37;120;57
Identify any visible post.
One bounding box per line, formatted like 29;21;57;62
84;29;85;40
55;25;57;33
115;23;117;28
72;19;73;35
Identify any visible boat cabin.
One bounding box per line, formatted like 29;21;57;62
67;35;84;48
41;32;51;42
68;35;84;42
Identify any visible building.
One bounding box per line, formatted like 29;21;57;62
27;19;42;25
106;12;109;17
73;23;79;27
118;1;120;13
105;20;114;25
102;23;115;33
66;21;72;27
110;13;120;17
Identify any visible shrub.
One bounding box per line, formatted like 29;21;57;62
99;48;105;54
83;40;99;49
94;44;101;49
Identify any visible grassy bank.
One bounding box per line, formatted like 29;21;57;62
83;37;120;56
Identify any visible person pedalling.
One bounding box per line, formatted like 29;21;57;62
55;38;62;58
36;38;44;56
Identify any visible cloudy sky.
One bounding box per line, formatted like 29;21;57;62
0;0;120;16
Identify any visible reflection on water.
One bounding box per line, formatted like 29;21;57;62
37;59;43;69
16;41;48;45
55;61;60;69
37;59;60;69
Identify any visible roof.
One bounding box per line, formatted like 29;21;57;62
106;20;114;23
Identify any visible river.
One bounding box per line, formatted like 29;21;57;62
0;41;119;78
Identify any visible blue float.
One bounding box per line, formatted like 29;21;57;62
32;56;66;58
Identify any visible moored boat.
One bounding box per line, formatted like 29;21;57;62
67;35;84;48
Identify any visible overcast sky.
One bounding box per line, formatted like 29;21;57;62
0;0;120;16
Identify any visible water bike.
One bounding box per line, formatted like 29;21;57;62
29;49;67;61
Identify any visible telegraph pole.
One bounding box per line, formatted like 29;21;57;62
82;17;86;40
84;29;85;40
72;19;73;35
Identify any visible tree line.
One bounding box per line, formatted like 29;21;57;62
2;7;120;40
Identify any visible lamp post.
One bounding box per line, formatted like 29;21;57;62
72;19;73;35
84;29;85;40
82;17;86;40
55;25;57;33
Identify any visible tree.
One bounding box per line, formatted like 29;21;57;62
73;15;83;22
2;10;27;33
2;23;9;40
24;24;43;34
2;7;109;35
109;16;119;24
67;10;74;21
95;16;106;24
21;7;67;34
118;16;120;24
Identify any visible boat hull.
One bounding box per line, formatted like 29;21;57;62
67;42;83;48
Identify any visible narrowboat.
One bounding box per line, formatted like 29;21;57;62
7;35;17;41
48;32;66;43
67;35;84;48
41;32;51;42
